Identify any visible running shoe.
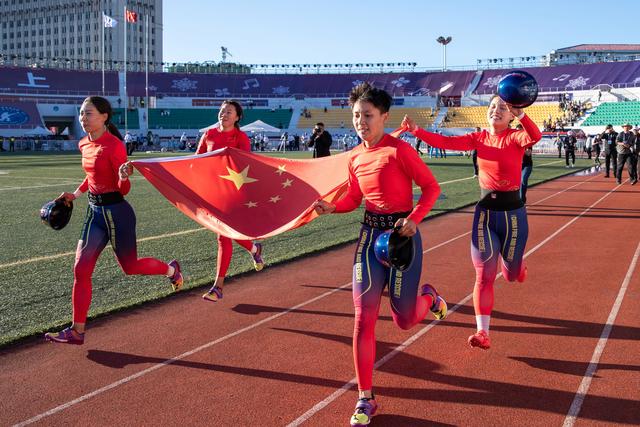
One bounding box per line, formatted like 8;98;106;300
44;327;84;345
421;284;448;320
468;330;491;350
350;397;378;426
252;242;264;271
202;286;223;302
168;259;183;291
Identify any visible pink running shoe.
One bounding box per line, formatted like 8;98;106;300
350;397;378;426
45;327;85;345
168;259;183;291
468;330;491;350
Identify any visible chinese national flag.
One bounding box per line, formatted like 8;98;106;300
132;148;350;239
125;9;138;23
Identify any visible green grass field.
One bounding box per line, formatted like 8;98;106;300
0;151;592;346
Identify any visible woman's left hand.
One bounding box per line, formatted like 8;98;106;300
507;104;523;118
394;218;416;237
119;161;134;180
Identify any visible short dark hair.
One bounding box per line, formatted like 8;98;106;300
316;122;324;127
221;99;243;128
349;82;392;113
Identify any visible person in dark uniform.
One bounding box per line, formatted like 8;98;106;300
592;134;602;168
471;127;480;177
308;122;332;158
601;124;618;178
414;136;424;155
616;123;637;185
563;130;576;168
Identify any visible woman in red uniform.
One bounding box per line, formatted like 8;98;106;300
314;83;446;426
199;100;265;302
45;96;183;345
400;94;542;350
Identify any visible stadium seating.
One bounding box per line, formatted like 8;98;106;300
581;101;640;127
148;108;292;130
441;103;563;128
297;107;437;129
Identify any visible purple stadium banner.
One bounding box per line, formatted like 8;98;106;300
475;61;640;94
0;101;43;127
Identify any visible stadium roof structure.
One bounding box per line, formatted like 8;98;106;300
556;44;640;53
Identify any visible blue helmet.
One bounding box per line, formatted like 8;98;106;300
373;229;414;271
497;70;539;108
40;199;73;230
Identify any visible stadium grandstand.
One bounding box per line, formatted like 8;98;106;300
1;58;640;152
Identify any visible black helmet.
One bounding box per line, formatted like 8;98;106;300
374;228;414;271
40;199;73;230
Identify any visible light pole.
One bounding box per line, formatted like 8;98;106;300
436;36;452;71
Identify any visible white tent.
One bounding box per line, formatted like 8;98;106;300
240;120;280;133
26;126;53;136
198;122;219;133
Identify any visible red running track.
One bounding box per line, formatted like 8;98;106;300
1;169;639;427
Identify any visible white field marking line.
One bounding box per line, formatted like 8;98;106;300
11;173;607;426
287;174;615;426
0;175;145;181
562;241;640;427
0;177;144;191
0;227;207;270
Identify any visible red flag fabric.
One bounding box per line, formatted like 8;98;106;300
132;148;350;240
125;9;138;23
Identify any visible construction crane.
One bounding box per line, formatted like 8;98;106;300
221;47;233;62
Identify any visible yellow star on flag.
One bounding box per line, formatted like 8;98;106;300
282;178;293;188
220;165;257;190
245;201;258;208
275;165;287;176
269;195;282;203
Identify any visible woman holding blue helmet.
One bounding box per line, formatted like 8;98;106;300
314;82;447;426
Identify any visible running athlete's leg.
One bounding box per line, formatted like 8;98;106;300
352;227;386;393
471;207;501;319
500;207;529;282
72;205;109;324
216;234;234;279
388;231;435;330
107;202;168;276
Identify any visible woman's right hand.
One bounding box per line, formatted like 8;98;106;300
313;200;336;215
55;192;75;203
401;115;418;133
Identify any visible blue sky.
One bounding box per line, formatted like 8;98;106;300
163;0;639;68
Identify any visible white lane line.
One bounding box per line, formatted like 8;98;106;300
11;173;604;426
562;241;640;427
0;177;144;191
0;227;207;270
287;174;617;426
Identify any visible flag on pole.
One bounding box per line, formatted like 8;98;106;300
103;13;118;28
132;148;350;240
125;9;138;23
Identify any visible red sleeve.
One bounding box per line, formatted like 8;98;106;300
333;158;363;213
396;143;441;223
412;128;477;151
111;139;131;195
76;177;88;193
195;133;208;154
238;131;251;152
514;114;542;148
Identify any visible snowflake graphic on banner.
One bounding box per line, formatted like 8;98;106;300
272;86;290;95
171;78;198;92
215;88;230;97
352;80;364;87
148;85;158;92
566;76;590;89
391;77;410;87
483;75;504;88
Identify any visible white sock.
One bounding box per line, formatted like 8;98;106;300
476;315;490;333
251;244;257;254
166;265;175;277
